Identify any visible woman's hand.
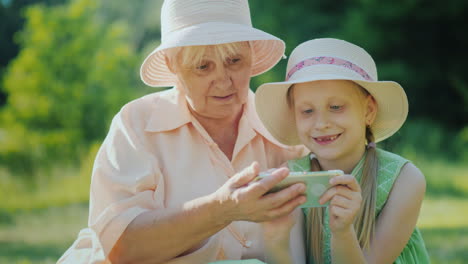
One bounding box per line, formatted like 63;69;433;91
319;174;362;234
212;162;306;224
259;164;297;243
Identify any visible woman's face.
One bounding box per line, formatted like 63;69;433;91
174;45;252;121
292;80;377;163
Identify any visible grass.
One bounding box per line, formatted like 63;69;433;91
419;198;468;229
0;167;91;212
421;227;468;264
418;197;468;264
0;143;97;212
0;204;88;264
409;157;468;198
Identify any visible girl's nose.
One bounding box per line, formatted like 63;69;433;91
314;111;331;130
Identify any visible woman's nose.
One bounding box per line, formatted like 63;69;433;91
213;65;232;88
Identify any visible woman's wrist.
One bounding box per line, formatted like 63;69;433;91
183;193;233;229
205;192;237;226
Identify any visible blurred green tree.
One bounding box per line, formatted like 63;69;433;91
0;0;66;106
96;0;163;51
0;0;141;175
0;0;164;107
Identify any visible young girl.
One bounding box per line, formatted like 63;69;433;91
255;38;430;263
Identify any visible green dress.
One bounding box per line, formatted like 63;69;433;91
288;148;430;264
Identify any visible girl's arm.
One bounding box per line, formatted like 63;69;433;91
263;233;294;264
262;208;305;264
324;163;426;264
363;162;426;263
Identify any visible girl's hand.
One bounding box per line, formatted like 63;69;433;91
319;174;362;234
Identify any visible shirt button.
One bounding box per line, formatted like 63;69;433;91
245;240;252;247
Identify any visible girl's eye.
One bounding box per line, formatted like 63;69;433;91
303;109;313;114
330;105;342;110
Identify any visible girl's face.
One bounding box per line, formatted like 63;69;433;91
292;80;377;165
175;45;252;121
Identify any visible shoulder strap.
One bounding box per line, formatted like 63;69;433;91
287;154;312;172
375;149;409;213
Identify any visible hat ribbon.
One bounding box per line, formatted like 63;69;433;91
286;56;373;81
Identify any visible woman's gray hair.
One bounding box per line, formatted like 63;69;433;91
163;41;252;74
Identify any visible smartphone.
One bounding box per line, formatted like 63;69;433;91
257;170;344;208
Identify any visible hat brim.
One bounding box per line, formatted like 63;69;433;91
255;74;408;145
140;22;285;87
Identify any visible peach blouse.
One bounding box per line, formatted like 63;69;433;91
58;88;306;264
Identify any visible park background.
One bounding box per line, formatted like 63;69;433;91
0;0;467;263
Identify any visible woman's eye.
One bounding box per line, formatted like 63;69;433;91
196;64;208;70
303;109;313;114
227;57;241;64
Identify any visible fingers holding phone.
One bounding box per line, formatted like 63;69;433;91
259;170;343;208
215;164;307;223
319;174;362;234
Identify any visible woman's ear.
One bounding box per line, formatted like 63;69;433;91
164;53;177;74
365;95;378;126
164;51;185;90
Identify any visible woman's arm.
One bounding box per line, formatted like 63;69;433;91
109;164;307;264
109;194;227;264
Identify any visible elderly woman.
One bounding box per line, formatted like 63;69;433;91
58;0;307;263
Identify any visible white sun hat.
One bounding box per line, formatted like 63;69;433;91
140;0;286;87
255;38;408;145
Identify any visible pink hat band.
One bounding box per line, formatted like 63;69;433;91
286;56;374;81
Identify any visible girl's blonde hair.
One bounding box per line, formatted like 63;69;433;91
163;41;252;73
287;83;378;263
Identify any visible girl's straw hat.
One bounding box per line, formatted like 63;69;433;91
255;38;408;145
140;0;285;87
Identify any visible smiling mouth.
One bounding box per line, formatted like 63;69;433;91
313;133;341;145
